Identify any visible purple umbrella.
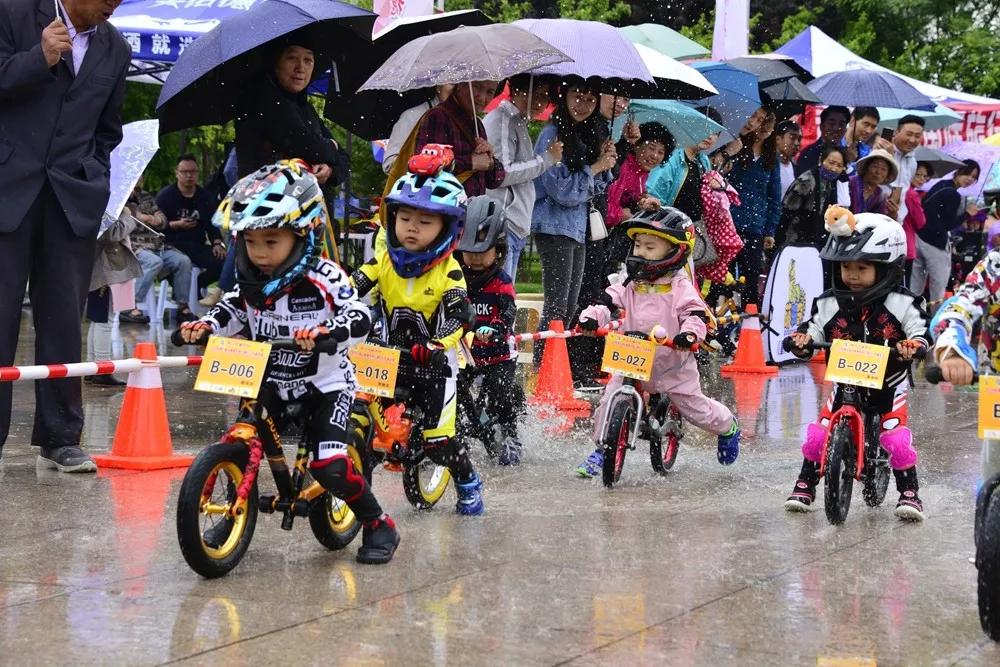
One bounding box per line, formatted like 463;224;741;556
926;142;1000;200
807;69;936;110
513;18;652;94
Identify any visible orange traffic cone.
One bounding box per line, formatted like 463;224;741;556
529;320;590;415
810;349;827;365
94;342;194;471
721;304;778;376
729;374;770;437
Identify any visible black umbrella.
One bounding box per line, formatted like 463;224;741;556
725;56;804;87
762;78;823;118
324;10;493;140
156;0;376;134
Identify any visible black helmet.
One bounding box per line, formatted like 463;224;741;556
622;207;695;282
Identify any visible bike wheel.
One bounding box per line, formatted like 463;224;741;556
823;423;856;525
402;457;452;509
602;398;634;488
307;447;365;551
176;443;258;578
862;463;891;507
978;478;1000;640
650;405;681;475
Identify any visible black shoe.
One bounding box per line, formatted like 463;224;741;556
85;374;127;387
176;308;197;324
356;516;400;564
203;517;235;549
119;309;150;324
37;446;97;473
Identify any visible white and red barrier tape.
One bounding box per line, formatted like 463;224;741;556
0;356;202;383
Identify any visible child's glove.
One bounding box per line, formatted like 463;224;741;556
895;338;925;360
649;325;668;344
672;332;698;349
475;325;497;343
410;342;445;366
579;317;600;332
176;320;213;346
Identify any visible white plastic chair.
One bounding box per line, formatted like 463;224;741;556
152;266;202;324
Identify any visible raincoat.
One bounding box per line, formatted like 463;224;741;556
580;270;735;439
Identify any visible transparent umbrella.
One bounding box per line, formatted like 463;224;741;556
100;120;160;235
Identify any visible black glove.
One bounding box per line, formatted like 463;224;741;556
579;318;600;332
673;332;698;349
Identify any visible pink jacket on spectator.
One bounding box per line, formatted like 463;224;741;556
606;153;649;228
698;171;744;282
903;189;926;261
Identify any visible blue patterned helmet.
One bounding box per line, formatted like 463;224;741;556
214;160;327;309
384;166;467;278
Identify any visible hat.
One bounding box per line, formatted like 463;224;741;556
855;149;900;185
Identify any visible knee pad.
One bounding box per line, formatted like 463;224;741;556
309;456;367;502
801;423;827;463
880;427;917;470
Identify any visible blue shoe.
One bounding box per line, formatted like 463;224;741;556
717;421;740;465
497;437;522;466
575;449;603;478
455;473;484;516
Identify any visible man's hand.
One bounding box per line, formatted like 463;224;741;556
546;139;564;164
939;351;976;385
211;243;226;260
313;163;333;184
171;218;197;231
873;136;894;152
41;19;72;68
763;236;775;250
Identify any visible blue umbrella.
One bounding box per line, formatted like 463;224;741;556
807;69;936;110
156;0;376;133
612;99;724;148
684;62;761;136
513;18;652;94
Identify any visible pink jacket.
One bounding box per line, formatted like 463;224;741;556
902;189;926;261
581;271;707;394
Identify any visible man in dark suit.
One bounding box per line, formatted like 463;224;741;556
0;0;130;471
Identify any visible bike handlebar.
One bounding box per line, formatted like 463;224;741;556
781;337;926;360
592;328;701;352
170;329;340;354
925;364;979;385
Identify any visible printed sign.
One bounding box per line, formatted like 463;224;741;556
349;343;400;398
601;332;656;381
824;339;890;389
195;337;271;398
979;376;1000;440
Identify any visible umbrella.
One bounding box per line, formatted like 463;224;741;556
630;43;717;100
101;120;160;235
156;0;376;133
684;62;761;137
876;105;962;132
360;24;570;93
807;69;936;110
927;142;1000;200
512;18;652;95
725;56;804;87
324;10;493;140
613;99;725;148
761;77;822;118
618;23;710;61
914;145;966;180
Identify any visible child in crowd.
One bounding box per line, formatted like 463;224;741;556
351;146;485;515
784;207;929;520
179;160;399;564
574;207;741;477
455;196;524;465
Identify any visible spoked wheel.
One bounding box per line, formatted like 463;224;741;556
603;398;635;488
402;455;452;509
862;457;891;507
308;446;365;550
823;423;856;525
176;443;258;578
650;404;681;475
977;474;1000;640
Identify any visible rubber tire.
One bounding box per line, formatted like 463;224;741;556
308;492;361;551
979;484;1000;640
176;443;258;579
402;457;452;509
650;405;681;475
824;423;855;526
602;398;634;488
862;462;890;508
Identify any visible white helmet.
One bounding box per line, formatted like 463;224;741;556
821;208;907;310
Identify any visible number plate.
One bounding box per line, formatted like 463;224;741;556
195;337;272;398
349;343;400;398
601;332;656;381
824;339;890;389
978;376;1000;439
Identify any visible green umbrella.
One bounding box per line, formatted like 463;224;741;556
619;23;710;61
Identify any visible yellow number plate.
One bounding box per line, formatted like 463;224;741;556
349;343;400;398
824;339;890;389
194;337;272;398
601;332;656;381
978;376;1000;439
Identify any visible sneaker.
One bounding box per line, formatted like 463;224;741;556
895;490;925;521
575;449;604;478
717;421;741;465
37;446;97;473
356;515;400;564
199;286;223;308
455;472;484;516
785;479;816;512
202;517;235;549
497;437;522;466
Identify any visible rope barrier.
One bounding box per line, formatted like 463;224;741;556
0;355;202;383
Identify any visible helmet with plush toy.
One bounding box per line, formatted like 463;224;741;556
821;206;907;311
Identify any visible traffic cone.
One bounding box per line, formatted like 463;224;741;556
721;305;779;376
810;349;827;365
529;320;590;415
729;374;770;438
94;342;194;471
